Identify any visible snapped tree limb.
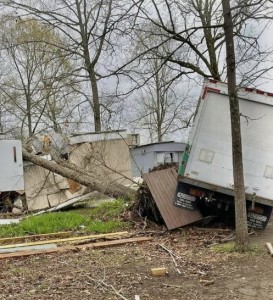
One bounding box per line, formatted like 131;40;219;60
22;148;136;201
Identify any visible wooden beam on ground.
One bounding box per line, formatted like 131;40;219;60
0;231;129;249
83;236;152;249
0;236;152;260
0;231;74;245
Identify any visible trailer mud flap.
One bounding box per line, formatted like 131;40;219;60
247;203;272;229
174;182;198;210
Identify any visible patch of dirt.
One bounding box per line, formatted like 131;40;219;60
0;228;272;300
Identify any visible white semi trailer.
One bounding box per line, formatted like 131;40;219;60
175;79;273;229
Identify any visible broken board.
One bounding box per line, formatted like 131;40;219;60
143;168;202;230
0;236;152;260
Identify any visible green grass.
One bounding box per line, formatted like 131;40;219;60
0;199;130;238
87;220;129;233
213;242;236;253
86;199;127;220
213;242;264;255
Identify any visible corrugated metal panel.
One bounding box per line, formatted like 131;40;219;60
143;168;202;230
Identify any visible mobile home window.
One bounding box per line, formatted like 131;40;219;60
156;152;178;164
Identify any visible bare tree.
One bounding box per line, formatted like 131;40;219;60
2;0;134;132
133;57;194;142
130;0;272;84
0;17;79;138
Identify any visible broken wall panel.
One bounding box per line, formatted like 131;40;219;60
143;168;202;230
48;191;68;208
23;132;134;211
26;194;50;211
24;164;70;211
69;139;132;186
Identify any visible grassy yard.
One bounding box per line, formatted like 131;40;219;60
0;199;130;238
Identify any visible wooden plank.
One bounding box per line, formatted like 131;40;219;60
0;231;129;249
91;236;151;249
0;248;62;259
151;267;167;276
0;236;151;260
266;242;273;256
0;231;74;245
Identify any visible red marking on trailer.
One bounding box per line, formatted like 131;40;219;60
267;93;273;97
202;86;220;99
209;79;218;83
256;90;265;95
245;87;254;92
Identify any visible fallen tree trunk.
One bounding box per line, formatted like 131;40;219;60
22;148;136;201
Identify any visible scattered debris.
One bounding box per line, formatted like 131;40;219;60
0;231;129;250
23;147;135;203
24;162;88;211
0;231;73;245
159;244;182;274
86;274;129;300
163;283;183;289
151;267;168;276
0;243;57;254
0;247;62;260
0;236;152;260
33;191;97;215
0;219;20;225
199;279;215;286
194;227;232;232
266;242;273;256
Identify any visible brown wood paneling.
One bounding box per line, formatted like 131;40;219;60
143;168;202;230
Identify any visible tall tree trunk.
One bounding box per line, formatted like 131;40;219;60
22;148;135;201
89;68;101;132
155;60;162;142
221;0;249;251
26;96;32;137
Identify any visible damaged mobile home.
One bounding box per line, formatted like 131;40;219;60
4;78;273;232
0;130;139;213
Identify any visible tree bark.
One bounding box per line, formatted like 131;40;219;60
22;148;135;201
221;0;249;251
89;67;101;132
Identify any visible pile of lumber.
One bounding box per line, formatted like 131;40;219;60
0;231;152;260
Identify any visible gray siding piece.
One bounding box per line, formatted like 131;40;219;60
69;139;132;186
0;244;57;254
130;142;186;177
